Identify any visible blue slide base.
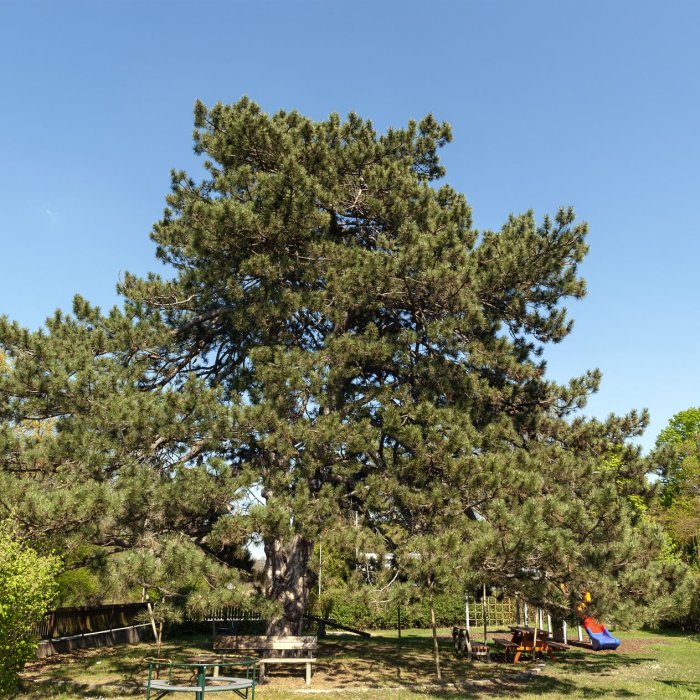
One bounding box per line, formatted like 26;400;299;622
588;631;621;651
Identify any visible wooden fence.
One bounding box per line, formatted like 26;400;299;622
188;606;264;623
33;603;148;640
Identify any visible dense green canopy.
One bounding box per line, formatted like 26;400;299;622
0;99;678;633
654;407;700;565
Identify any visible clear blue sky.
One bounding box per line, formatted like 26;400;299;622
1;1;698;452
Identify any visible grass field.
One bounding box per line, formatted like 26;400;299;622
16;627;700;699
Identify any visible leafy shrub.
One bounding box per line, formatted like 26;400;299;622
0;533;60;694
312;587;467;630
656;568;700;632
55;567;103;607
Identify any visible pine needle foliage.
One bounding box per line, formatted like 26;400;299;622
0;99;680;634
118;99;669;630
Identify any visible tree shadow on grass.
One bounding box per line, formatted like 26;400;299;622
545;649;654;676
20;631;667;698
655;679;700;692
22;635;215;692
18;679;140;699
314;634;652;697
446;675;640;698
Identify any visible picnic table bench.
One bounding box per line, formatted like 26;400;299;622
492;637;518;651
493;627;569;663
213;635;317;686
510;626;569;652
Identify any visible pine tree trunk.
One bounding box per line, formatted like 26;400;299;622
429;585;441;681
264;534;314;636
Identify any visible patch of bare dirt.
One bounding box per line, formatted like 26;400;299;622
568;637;669;654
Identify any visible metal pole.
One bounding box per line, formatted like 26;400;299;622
578;624;583;642
482;583;488;644
524;602;529;627
563;620;568;644
465;594;470;633
197;664;205;700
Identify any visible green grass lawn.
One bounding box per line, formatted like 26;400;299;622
16;627;700;699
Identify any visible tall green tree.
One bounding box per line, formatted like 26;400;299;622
654;407;700;564
117;98;666;632
0;99;677;634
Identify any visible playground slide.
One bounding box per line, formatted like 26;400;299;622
582;616;621;651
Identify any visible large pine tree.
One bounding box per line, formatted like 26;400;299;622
119;99;664;631
0;99;674;633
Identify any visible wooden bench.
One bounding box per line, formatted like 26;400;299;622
452;626;490;661
213;635;317;686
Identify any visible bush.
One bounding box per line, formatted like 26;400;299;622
312;587;467;630
657;568;700;632
0;533;60;694
55;567;103;607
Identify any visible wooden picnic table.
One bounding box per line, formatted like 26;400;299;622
493;626;569;663
509;625;549;637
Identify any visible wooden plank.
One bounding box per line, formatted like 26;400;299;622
213;634;317;651
222;635;315;644
492;638;517;649
271;640;316;649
